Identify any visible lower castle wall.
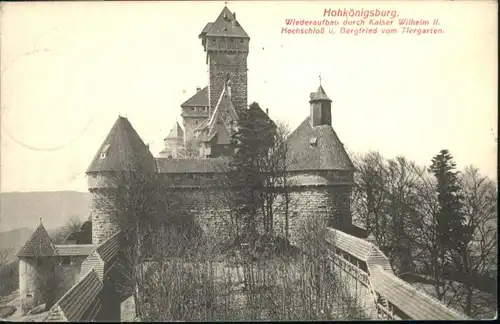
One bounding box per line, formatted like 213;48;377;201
54;256;88;301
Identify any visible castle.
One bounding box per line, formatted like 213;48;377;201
15;6;468;321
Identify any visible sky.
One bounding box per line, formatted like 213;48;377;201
0;0;497;193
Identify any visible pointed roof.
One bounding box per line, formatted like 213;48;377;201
201;82;239;140
181;86;209;107
165;122;184;140
286;117;355;172
202;7;249;39
86;116;157;173
309;85;332;102
17;223;58;257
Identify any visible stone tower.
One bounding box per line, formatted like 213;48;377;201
162;121;184;158
199;6;250;114
86;116;157;245
17;222;58;312
284;84;356;241
181;86;209;145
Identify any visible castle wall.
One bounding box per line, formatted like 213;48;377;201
153;171;353;247
19;257;58;312
208;52;248;112
54;256;88;301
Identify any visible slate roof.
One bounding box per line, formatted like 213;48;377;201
55;244;96;256
326;227;373;261
17;223;58;257
310;85;332;102
95;231;121;270
327;228;467;320
46;269;103;322
371;266;469;320
181;86;209;107
155;157;229;173
165;122;184;140
202;7;249;39
286;117;355;172
86;116;157;173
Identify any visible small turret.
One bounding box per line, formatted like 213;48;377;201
17;222;58;312
309;82;332;127
163;122;184;158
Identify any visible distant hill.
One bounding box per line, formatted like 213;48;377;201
0;191;91;233
0;227;33;262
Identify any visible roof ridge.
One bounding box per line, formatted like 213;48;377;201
51;267;99;312
375;266;469;319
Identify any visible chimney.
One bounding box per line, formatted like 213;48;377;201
196;86;201;92
266;108;269;115
233;12;236;20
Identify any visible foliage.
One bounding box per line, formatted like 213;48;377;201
351;150;497;318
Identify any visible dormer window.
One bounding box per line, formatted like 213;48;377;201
309;137;318;147
100;144;110;159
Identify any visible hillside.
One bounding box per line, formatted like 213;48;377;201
0;191;91;233
0;228;33;262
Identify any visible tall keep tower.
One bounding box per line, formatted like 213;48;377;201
199;6;250;114
86;116;157;245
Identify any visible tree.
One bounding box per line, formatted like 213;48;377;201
451;166;497;317
183;138;201;158
426;150;467;302
227;103;274;247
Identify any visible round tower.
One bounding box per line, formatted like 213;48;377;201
86;116;157;245
17;222;58;312
282;84;356;243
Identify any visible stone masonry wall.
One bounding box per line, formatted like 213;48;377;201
271;186;353;244
19;257;57;312
209;52;248;112
54;256;87;301
91;190;121;245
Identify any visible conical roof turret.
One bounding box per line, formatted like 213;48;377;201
309;85;332;102
86;116;157;173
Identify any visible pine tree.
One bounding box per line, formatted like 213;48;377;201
429;149;466;250
227;102;275;246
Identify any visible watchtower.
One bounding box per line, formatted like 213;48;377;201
199;6;250;114
86;116;157;245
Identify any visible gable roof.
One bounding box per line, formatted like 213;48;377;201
203;83;239;139
17;223;58;257
310;85;332;102
287;117;355;172
203;7;249;39
165;122;184;140
86;116;157;173
181;86;209;107
46;269;103;322
371;266;469;320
